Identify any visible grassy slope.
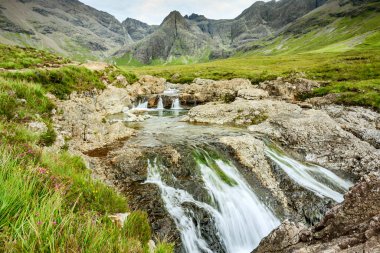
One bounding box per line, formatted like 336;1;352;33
122;4;380;111
0;44;69;69
0;46;173;252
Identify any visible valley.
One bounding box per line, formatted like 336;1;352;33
0;0;379;252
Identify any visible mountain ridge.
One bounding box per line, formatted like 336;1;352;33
0;0;378;64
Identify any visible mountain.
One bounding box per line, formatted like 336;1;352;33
0;0;378;64
0;0;129;60
122;18;156;42
243;0;380;54
116;11;215;65
117;0;328;64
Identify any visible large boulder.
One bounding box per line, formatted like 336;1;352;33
96;85;132;114
128;75;166;97
180;78;252;104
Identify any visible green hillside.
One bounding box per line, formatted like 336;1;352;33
122;1;380;111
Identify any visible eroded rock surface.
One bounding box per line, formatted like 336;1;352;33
259;77;320;101
254;172;380;253
185;98;300;126
179;78;252;105
249;109;380;177
321;105;380;149
52;85;135;153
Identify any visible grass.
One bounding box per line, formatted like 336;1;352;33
0;62;173;252
123;49;380;111
0;66;106;99
0;44;69;69
119;4;380;111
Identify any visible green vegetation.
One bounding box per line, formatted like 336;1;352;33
193;149;238;187
1;66;106;99
124;211;152;245
0;58;173;252
124;48;380;111
103;66;139;85
0;44;69;69
120;5;380;111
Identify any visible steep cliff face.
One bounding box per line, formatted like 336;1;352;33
122;18;156;42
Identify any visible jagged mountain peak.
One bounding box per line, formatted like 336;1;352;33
185;13;208;21
161;10;188;28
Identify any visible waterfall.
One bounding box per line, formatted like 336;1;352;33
265;145;353;203
134;100;148;110
157;97;164;110
171;98;182;110
146;149;280;253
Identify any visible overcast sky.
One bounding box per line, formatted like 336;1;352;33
80;0;266;25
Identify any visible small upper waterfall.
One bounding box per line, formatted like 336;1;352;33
265;145;353;203
157;96;164;110
134;100;148;110
146;148;280;253
171;98;183;110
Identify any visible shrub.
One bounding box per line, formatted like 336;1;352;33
38;126;57;146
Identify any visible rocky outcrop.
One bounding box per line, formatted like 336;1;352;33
254;172;380;253
259;77;320;101
219;135;338;225
95;85;132;114
321;105;380;149
127;75;166;98
185;98;301;125
179;78;252;105
237;88;269;100
249;109;380;177
52;85;135;153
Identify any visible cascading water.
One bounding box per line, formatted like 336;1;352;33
171;98;183;110
134;100;148;110
157;97;164;110
146;149;280;253
265;145;353;203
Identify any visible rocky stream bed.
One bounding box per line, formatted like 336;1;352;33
48;74;380;253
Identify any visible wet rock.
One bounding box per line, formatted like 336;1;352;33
219;135;334;225
182;202;227;253
219;135;288;210
249;109;380;177
253;221;307;253
254;172;380;253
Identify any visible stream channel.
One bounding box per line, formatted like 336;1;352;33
109;101;353;253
